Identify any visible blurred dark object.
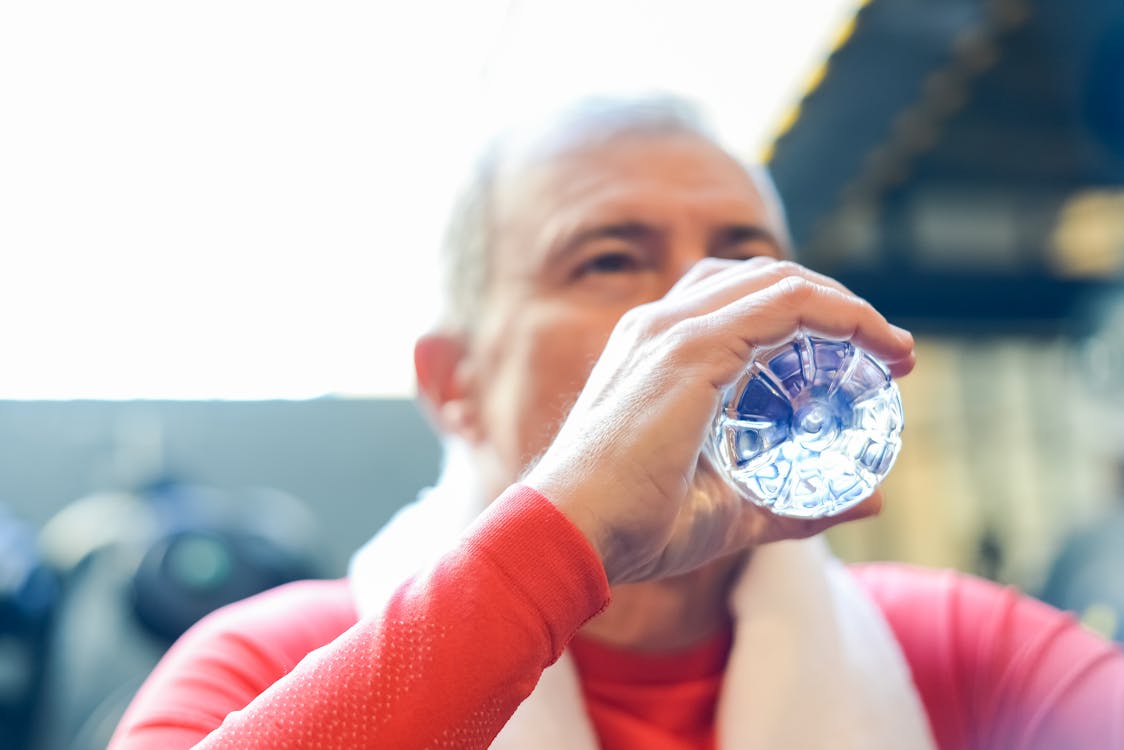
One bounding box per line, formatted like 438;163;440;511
29;481;321;750
132;526;313;643
1084;22;1124;156
1040;487;1124;644
0;506;60;750
770;0;1124;334
1081;290;1124;402
1039;289;1124;642
974;523;1005;582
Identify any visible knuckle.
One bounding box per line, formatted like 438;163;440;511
664;317;702;347
744;255;777;269
661;318;709;363
844;290;878;318
674;257;733;290
768;259;804;279
694;256;732;273
617;303;652;332
617;302;669;339
774;275;815;300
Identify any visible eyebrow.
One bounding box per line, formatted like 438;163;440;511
712;224;784;256
561;222;656;253
549;220;783;265
541;221;655;269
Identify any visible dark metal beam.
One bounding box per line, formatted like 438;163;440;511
832;269;1121;334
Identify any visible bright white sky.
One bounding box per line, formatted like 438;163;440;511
0;0;859;399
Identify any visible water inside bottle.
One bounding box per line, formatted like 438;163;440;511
712;335;903;518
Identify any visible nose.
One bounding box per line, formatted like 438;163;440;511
662;254;741;299
669;232;718;276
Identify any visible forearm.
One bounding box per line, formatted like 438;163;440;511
110;486;611;749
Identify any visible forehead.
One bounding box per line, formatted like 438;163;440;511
491;132;770;259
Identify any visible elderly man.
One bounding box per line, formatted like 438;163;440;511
110;97;1123;750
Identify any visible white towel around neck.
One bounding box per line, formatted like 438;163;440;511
349;458;935;750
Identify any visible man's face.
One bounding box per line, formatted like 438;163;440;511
461;131;786;495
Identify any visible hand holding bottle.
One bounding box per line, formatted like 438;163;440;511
526;257;915;584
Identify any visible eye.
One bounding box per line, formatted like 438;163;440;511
716;229;783;262
575;251;643;277
728;250;775;263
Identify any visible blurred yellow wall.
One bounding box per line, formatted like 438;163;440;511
829;335;1120;590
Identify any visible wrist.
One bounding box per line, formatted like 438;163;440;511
524;465;626;583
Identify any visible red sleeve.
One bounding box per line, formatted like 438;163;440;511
853;563;1124;750
109;484;612;749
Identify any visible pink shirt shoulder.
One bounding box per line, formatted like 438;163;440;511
853;562;1124;750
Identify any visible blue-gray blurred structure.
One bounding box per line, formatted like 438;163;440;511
769;0;1124;332
5;1;1124;747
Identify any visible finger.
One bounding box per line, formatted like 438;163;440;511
664;260;915;376
834;487;883;522
679;278;915;380
719;486;883;556
664;258;866;323
665;257;750;296
666;256;773;297
747;279;913;366
778;488;883;538
887;348;917;379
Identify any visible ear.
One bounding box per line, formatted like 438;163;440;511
414;332;482;442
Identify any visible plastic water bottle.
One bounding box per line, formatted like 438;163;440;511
710;334;904;518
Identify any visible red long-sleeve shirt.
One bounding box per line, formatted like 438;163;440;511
110;485;1124;749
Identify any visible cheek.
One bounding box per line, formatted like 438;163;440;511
482;304;617;471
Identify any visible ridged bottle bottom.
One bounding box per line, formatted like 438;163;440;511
712;336;903;519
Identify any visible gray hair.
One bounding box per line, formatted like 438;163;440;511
435;94;791;333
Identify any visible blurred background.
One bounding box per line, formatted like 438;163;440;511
1;0;1121;747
